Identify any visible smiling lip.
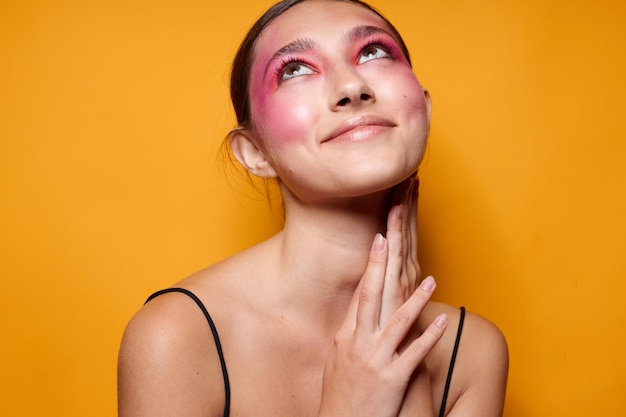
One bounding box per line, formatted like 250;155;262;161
322;116;396;143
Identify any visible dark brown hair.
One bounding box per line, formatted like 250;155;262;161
229;0;412;129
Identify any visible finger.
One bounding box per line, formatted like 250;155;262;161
343;235;386;330
387;175;413;287
396;313;447;373
380;205;403;325
380;276;437;351
355;233;388;332
342;265;366;331
400;175;418;292
401;178;413;277
408;176;420;290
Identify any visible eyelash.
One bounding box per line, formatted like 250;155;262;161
274;37;397;84
274;56;308;84
359;37;396;61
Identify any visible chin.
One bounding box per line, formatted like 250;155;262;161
336;166;418;198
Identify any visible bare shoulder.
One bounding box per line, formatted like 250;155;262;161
117;238;277;416
421;302;509;417
118;287;226;417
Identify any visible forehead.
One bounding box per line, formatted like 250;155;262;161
253;0;392;61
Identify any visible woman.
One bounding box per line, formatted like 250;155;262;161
118;1;509;416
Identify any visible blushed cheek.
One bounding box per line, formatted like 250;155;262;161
249;72;271;119
399;71;427;112
250;89;316;147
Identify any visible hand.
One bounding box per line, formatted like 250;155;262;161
384;175;440;416
380;175;420;326
318;230;448;417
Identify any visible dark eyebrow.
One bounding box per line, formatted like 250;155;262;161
275;37;317;58
344;25;395;43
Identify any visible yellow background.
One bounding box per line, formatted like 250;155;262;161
1;0;624;415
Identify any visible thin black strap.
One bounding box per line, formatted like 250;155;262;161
438;306;466;417
146;288;231;417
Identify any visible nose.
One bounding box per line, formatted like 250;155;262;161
330;65;375;110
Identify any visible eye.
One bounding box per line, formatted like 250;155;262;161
279;61;315;81
357;44;391;64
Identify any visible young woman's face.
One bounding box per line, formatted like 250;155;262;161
247;0;431;202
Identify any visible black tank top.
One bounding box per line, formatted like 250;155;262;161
146;288;466;417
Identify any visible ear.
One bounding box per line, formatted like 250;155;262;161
422;87;432;121
230;129;278;178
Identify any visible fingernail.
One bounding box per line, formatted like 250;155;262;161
435;314;448;328
372;233;386;253
393;205;402;222
420;276;436;291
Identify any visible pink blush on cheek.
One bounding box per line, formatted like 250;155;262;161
395;69;427;111
248;61;317;147
247;33;286;113
253;96;317;147
248;57;274;111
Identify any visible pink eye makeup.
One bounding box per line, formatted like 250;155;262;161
356;39;395;64
354;36;402;64
264;26;408;87
346;24;406;63
274;56;316;83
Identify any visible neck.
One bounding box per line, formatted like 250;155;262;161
269;189;393;331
